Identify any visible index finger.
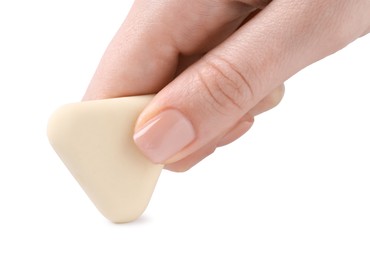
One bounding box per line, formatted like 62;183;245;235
83;1;178;100
83;0;255;100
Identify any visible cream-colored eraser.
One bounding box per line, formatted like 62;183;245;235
47;95;162;223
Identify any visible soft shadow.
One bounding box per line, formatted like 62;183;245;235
106;215;152;227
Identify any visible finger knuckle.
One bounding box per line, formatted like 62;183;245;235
196;55;254;115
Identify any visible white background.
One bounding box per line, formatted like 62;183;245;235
1;1;369;259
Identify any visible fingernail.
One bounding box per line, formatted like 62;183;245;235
134;109;195;163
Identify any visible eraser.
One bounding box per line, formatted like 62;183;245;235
47;95;163;223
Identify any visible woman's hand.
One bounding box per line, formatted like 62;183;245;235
84;0;370;171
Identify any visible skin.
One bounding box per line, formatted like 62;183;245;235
84;0;370;171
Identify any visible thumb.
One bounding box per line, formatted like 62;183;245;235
134;0;370;165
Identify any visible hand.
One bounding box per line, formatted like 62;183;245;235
84;0;370;171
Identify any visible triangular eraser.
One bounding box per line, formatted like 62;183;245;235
47;95;162;223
